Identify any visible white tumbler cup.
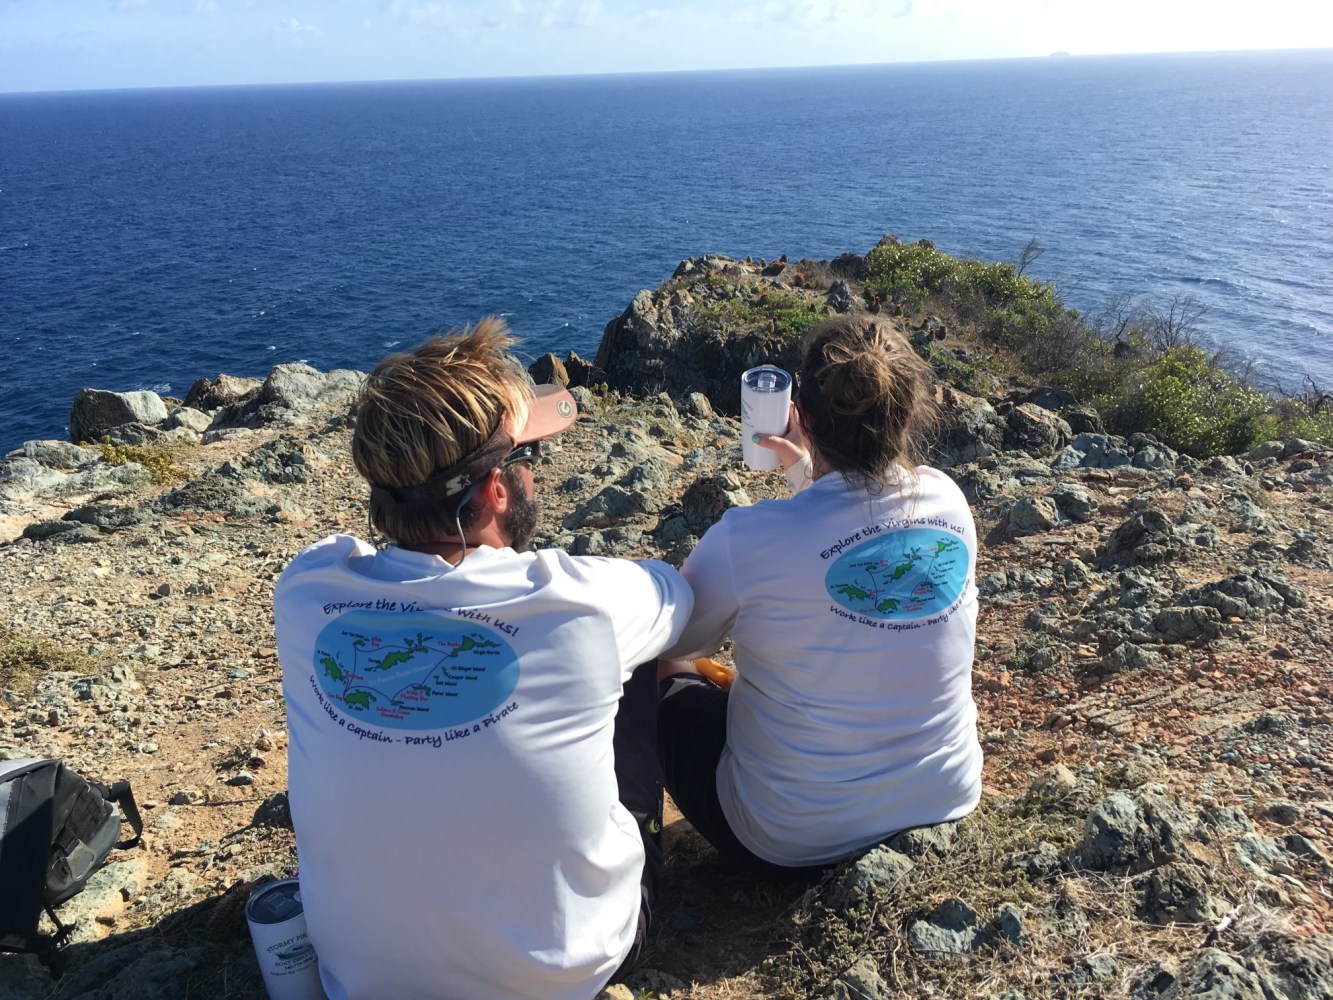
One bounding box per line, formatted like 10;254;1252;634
740;365;793;472
246;879;328;1000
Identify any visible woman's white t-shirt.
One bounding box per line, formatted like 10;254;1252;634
667;466;983;867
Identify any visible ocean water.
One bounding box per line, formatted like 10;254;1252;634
2;50;1330;450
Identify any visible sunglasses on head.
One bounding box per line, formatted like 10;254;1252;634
501;440;541;468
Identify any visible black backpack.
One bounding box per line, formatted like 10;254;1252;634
0;757;144;959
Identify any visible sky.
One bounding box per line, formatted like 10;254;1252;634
0;0;1329;93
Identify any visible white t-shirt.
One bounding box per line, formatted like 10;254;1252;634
274;537;692;1000
666;467;982;867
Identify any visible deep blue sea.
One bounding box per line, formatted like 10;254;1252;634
2;50;1331;450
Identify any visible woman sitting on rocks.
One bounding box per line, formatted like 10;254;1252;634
658;313;982;874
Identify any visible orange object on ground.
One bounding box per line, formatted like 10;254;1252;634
694;657;736;691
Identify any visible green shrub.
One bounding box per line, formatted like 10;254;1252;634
1109;346;1270;457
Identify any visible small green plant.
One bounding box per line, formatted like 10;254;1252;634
91;436;191;484
0;626;99;694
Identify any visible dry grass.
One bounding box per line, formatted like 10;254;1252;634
0;624;101;695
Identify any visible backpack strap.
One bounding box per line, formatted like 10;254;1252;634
103;781;143;849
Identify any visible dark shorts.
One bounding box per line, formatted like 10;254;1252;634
656;673;825;880
607;660;663;984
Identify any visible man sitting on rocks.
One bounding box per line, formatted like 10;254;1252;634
273;318;693;1000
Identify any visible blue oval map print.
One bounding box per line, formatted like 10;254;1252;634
313;611;519;730
825;528;970;620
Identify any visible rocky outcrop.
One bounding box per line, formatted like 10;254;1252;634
69;388;169;444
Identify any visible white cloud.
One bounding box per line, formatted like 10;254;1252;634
278;16;323;44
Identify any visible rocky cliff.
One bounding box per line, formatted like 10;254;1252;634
0;249;1330;1000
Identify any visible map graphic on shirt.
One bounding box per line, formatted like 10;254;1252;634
825;527;970;620
313;611;519;730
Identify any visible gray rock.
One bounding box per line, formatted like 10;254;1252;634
1200;805;1255;836
0;952;50;1000
54;943;208;1000
1160;948;1268;1000
826;280;859;314
995;903;1027;944
1062;405;1105;435
1050;482;1098;523
64;502;142;530
1005;841;1063;881
50;859;146;943
1154;605;1224;642
163;405;212;432
932;393;1006;467
1005;495;1061;535
886;821;958;860
1133;443;1178;470
1000;402;1072;458
681;473;751;532
252;790;292;828
1023;765;1078;806
908;898;988;956
527;353;570;387
825;847;915;909
1233;833;1289;876
1106;509;1179;564
13;439;100;469
1027;386;1078;412
1074;784;1196;873
681;391;713;418
22;519;100;543
1093;641;1161;674
1259;800;1302;826
1069;432;1134;469
183;373;262;411
1247;440;1285;461
563;485;654;530
212;363;365;429
1283;437;1331;457
1136;862;1227;924
1183;572;1307;619
833;955;888;999
69;388;169;444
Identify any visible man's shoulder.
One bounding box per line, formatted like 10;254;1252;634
277;534;372;587
529;548;685;597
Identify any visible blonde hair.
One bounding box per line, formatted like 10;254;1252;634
352;316;532;545
797;314;938;494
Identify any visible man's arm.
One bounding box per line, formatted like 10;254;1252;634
661;515;740;660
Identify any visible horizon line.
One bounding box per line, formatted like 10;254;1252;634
2;45;1329;98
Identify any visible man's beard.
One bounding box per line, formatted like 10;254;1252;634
501;464;539;553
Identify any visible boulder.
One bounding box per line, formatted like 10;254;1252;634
825;847;915;909
164;405;212;433
1005;496;1060;535
69;388;168;444
1135;862;1227;924
528;353;570;388
1049;482;1098;523
932;391;1006;468
183;373;262;411
211;364;365;430
1105;509;1179;564
908;898;988;956
999;402;1072;458
12;440;100;469
1074;784;1196;873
